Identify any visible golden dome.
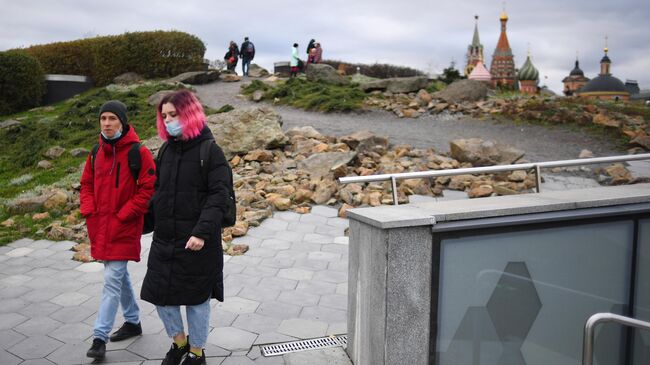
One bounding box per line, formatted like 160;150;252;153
500;11;508;20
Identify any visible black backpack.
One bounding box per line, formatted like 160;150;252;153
91;143;142;183
157;139;237;228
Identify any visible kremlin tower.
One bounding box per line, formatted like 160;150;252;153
464;15;485;76
489;7;517;88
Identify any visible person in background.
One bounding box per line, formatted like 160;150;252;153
313;42;323;64
224;41;239;72
142;89;230;365
306;38;316;56
81;100;156;360
240;36;255;76
290;43;300;77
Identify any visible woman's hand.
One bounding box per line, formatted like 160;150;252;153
185;236;205;251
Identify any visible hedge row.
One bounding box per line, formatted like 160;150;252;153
321;59;425;79
21;31;206;86
0;51;45;115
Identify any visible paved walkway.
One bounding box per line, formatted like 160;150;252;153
0;206;351;365
0;174;629;364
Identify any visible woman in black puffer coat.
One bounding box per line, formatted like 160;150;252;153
142;89;230;365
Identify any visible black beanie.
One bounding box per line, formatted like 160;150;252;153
99;100;128;127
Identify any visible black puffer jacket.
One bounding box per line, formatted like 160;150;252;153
141;126;229;305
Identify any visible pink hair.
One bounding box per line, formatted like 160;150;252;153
156;90;206;141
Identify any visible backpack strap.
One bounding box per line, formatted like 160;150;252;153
199;138;215;186
90;143;100;171
156;142;169;166
127;143;142;183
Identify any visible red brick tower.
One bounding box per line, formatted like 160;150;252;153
490;8;517;88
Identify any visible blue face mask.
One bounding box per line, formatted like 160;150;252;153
101;128;122;140
165;120;183;137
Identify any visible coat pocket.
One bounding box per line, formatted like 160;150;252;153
86;214;100;244
109;214;140;244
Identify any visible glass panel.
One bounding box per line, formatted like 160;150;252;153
633;218;650;364
436;221;634;365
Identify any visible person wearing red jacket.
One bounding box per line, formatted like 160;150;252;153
80;100;156;360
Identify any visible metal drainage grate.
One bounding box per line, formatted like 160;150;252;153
260;335;348;357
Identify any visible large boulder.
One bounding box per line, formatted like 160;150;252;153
148;90;176;106
165;71;220;85
205;108;288;158
450;138;525;166
6;189;69;215
340;130;389;155
359;76;429;93
113;72;144;85
248;64;270;78
0;119;21;129
305;64;349;85
435;79;488;103
297;151;357;178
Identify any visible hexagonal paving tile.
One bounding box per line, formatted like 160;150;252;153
207;326;257;352
8;335;63;360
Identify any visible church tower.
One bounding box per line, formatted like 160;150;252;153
489;5;517;88
464;15;484;76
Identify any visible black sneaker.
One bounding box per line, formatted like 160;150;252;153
180;350;206;365
86;338;106;359
161;341;190;365
109;321;142;342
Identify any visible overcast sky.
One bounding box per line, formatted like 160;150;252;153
1;0;648;94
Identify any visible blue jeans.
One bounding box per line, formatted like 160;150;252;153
156;298;211;348
242;58;252;76
94;261;140;342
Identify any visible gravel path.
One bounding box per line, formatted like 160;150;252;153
195;79;626;163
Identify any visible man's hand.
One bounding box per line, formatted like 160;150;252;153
185;236;205;251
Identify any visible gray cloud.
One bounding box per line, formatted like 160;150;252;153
1;0;648;94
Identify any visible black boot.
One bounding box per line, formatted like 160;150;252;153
161;341;190;365
110;321;142;342
86;338;106;359
181;350;206;365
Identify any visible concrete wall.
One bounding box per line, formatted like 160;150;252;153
347;220;433;365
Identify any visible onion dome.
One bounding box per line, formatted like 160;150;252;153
569;60;584;76
468;61;492;81
500;10;508;20
518;55;539;81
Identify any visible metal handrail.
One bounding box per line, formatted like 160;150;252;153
582;312;650;365
338;153;650;205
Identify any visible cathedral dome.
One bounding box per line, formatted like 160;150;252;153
517;55;539;81
579;75;627;93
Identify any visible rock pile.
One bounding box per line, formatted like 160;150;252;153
3;105;642;262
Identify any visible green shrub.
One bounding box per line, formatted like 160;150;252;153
0;51;45;115
20;31;205;86
321;59;424;79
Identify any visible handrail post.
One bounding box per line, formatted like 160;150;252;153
534;165;542;193
582;312;650;365
390;176;399;205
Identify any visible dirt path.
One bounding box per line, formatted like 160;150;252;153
194;79;626;163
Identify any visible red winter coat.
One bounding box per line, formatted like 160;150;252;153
80;127;155;261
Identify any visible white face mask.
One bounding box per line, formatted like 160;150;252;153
101;128;122;140
165;120;183;137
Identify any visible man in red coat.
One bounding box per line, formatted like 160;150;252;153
80;100;156;360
